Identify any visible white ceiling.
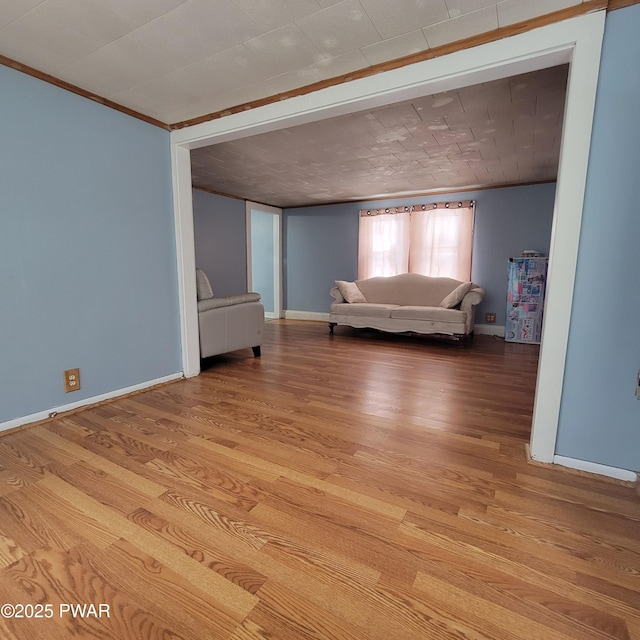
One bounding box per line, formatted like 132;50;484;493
1;0;587;125
0;0;587;205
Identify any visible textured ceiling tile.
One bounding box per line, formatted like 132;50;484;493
413;92;465;119
367;141;408;155
367;154;404;168
0;9;102;71
445;108;491;130
245;23;325;77
191;66;564;205
110;74;202;112
0;0;44;29
134;0;262;66
186;46;271;95
296;0;381;57
445;0;497;18
457;79;511;110
432;129;476;145
26;0;139;46
359;0;449;40
337;111;384;134
536;90;567;116
513;113;562;134
423;6;498;49
95;0;189;26
56;46;151;96
496;0;580;27
230;0;322;30
427;144;463;158
372;103;421;128
360;29;429;65
510;66;568;101
308;49;372;81
162;82;274;122
265;66;324;94
87;38;188;94
488;98;536;124
399;133;440;151
315;0;343;7
396;149;432;162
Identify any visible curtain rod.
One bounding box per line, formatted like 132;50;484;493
360;200;475;216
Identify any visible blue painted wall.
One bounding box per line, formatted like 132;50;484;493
193;189;247;297
285;183;555;320
0;65;181;424
556;4;640;471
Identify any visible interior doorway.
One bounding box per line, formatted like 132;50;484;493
172;13;605;463
246;201;282;320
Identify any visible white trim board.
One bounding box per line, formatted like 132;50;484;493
170;12;606;465
474;324;505;337
553;455;638;483
284;311;330;322
0;373;183;434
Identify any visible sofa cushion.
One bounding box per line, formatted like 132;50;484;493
440;282;473;308
390;306;466;322
335;280;367;303
356;273;463;307
330;303;398;318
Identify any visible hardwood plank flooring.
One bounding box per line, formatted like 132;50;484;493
0;320;638;639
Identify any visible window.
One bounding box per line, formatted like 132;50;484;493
358;201;474;281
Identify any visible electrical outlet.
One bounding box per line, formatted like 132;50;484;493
485;312;496;324
64;368;80;393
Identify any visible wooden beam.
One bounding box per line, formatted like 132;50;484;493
608;0;640;10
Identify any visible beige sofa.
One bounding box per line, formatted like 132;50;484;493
329;273;484;341
196;269;264;358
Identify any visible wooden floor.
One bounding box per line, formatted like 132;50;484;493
0;320;638;640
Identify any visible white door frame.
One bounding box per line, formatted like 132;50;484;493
170;12;606;462
246;201;283;320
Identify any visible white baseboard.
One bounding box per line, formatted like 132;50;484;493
284;310;330;322
553;454;638;483
474;324;505;337
0;372;183;434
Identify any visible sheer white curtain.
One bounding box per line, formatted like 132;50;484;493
409;205;474;281
358;202;474;281
358;211;410;279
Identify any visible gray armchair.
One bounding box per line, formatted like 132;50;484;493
196;269;264;359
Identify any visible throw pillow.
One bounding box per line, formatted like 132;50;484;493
336;280;367;303
440;282;473;308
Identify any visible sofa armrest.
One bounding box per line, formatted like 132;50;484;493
330;287;345;303
198;292;261;312
460;287;485;333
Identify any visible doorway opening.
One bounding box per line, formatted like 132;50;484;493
246;201;282;320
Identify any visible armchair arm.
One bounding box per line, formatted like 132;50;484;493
460;287;484;333
198;292;261;312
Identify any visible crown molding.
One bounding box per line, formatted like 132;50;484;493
0;54;170;130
